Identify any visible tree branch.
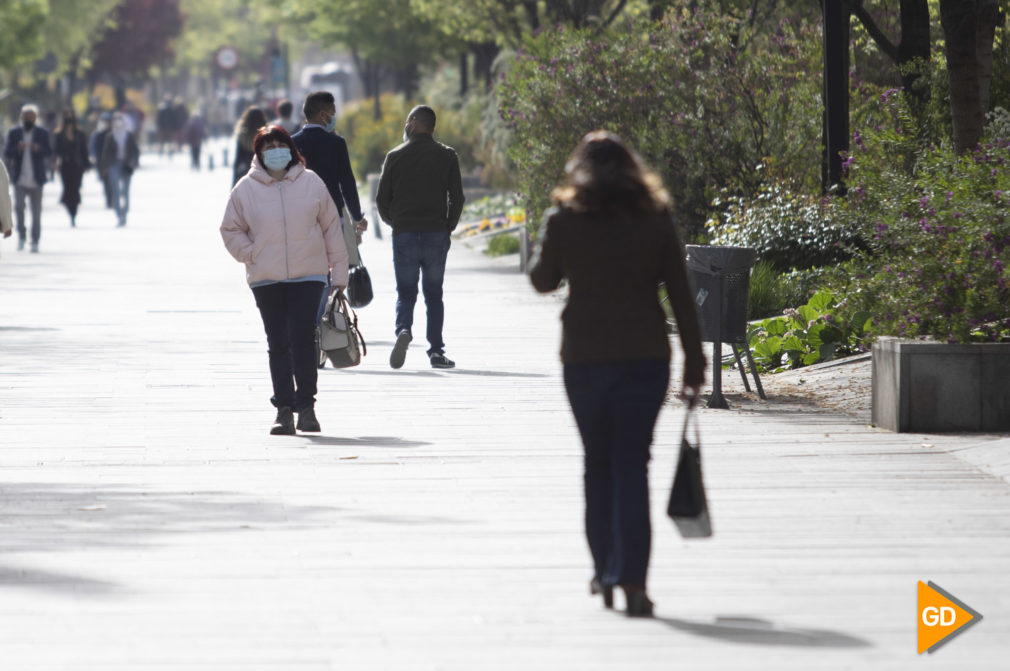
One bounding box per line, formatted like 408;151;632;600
843;0;899;63
599;0;630;29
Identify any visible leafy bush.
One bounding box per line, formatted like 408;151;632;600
485;233;520;257
747;260;785;319
497;4;824;237
825;96;1010;343
748;292;871;373
339;94;412;179
707;184;862;271
338;89;485;181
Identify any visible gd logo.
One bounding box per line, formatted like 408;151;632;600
917;581;983;654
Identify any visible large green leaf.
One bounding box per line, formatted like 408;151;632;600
797;304;819;324
762;317;789;336
807;291;834;312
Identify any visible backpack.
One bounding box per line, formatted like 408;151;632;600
319;289;366;368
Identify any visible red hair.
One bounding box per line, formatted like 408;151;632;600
252;125;303;170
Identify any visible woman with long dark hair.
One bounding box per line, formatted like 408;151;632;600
54;108;90;227
220;125;348;435
530;130;705;617
232;106;268;186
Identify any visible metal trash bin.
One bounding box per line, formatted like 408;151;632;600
685;245;760;408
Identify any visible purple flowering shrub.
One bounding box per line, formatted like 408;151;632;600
827;99;1010;343
497;7;824;237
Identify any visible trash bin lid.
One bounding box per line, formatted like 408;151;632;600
685;245;757;275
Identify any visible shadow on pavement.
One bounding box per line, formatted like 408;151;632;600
302;435;431;448
0;483;336;594
444;369;548;378
328;369;442;377
0;326;61;332
656;615;871;648
0;564;119;595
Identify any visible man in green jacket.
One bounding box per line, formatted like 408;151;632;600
376;105;465;370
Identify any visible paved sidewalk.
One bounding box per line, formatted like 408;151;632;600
1;148;1008;670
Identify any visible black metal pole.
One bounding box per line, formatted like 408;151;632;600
822;0;850;192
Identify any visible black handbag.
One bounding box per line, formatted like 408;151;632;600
667;408;712;538
347;253;373;308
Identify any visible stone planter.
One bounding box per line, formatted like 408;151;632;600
872;339;1010;432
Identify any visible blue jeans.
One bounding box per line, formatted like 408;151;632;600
392;231;450;356
563;359;670;589
252;281;325;411
14;185;43;244
109;162;132;223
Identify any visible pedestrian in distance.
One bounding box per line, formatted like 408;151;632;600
292;91;368;291
271;99;300;135
220;125;349;435
530;130;706;618
0;160;13;255
184;112;206;170
54;107;91;228
156;95;175;156
3;104;53;253
375;105;465;370
99;111;140;227
232;106;268;187
89;112;114;209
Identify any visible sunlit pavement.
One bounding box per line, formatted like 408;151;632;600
1;142;1008;670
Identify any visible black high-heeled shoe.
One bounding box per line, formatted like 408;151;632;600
590;578;614;609
621;585;654;617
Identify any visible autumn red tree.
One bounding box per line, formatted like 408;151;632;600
90;0;183;79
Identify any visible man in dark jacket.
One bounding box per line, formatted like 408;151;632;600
292;91;367;269
376;105;465;370
3;104;52;253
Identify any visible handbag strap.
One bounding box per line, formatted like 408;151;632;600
680;407;701;452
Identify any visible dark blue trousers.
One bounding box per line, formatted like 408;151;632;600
252;281;325;411
564;360;670;588
392;231;450;356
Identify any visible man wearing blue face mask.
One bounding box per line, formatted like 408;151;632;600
292;91;367;271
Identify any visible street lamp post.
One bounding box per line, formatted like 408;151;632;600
822;0;850;193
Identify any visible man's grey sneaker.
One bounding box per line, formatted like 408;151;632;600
296;407;321;432
430;353;455;369
270;407;295;435
390;330;411;369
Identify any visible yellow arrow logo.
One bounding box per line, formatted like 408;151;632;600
917;581;983;654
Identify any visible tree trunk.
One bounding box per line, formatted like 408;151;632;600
940;0;999;153
460;52;469;97
846;0;930;107
896;0;931;104
473;42;500;91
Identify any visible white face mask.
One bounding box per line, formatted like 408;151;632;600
113;119;126;131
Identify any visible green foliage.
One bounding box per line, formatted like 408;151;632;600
338;88;486;181
0;0;48;70
484;233;521;256
707;184;862;271
497;4;825;237
747;292;872;373
747;260;785;319
339;94;412;179
825;93;1010;343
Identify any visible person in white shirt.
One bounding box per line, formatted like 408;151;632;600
3;104;52;253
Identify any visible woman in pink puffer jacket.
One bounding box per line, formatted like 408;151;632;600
221;125;348;435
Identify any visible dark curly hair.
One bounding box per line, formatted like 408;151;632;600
551;130;671;217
